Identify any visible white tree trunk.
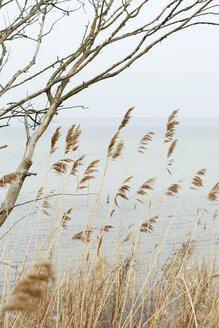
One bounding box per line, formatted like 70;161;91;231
0;85;65;227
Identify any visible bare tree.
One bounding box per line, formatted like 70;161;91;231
0;0;219;227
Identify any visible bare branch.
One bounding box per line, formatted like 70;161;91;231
0;12;46;97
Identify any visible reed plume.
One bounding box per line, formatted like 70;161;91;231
70;155;85;176
72;229;93;243
52;158;72;175
166;139;178;174
138;131;154;153
114;176;132;207
167;139;178;158
0;144;8;150
107;131;119;157
166;183;181;196
101;225;114;232
118;107;134;131
0;173;21;187
140;216;158;234
42;200;51;209
65;124;81;154
112;140;124;159
4;263;54;312
136;178;155;196
165;109;179;143
191;168;207;190
65;124;75;153
197;168;207;176
78;159;100;188
61;208;72;229
50;126;61;154
36;187;43;200
122;232;132;243
108;108;134;158
42;199;52;216
208;182;219;202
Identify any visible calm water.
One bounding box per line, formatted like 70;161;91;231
0;117;219;284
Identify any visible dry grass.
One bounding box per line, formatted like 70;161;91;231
1;246;219;328
0;109;219;327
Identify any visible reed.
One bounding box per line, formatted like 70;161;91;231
0;109;218;327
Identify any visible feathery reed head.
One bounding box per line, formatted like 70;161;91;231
4;263;54;312
138;131;154;153
70;155;86;176
65;124;75;153
107;131;119;157
166;183;181;196
167;139;178;158
51;158;73;175
165;110;179;143
190;168;207;190
50;126;61;154
122;232;132;243
72;229;93;243
208;182;219;202
0;173;22;187
107;108;133;158
36;187;43;200
140;216;158;234
61;208;72;229
78;159;100;188
118;107;134;131
65;124;81;154
112;140;124;159
136;178;155;196
114;176;132;207
101;225;114;232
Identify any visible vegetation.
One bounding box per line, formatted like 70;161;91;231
1;0;219;226
0;109;218;327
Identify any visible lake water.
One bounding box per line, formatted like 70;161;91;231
0;116;219;285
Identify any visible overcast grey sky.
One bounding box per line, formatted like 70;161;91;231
68;24;219;120
1;1;219;123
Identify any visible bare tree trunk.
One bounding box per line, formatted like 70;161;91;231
0;85;65;226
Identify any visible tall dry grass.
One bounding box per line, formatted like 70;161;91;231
0;109;219;327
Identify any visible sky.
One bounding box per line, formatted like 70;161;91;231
1;1;219;124
67;25;219;120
